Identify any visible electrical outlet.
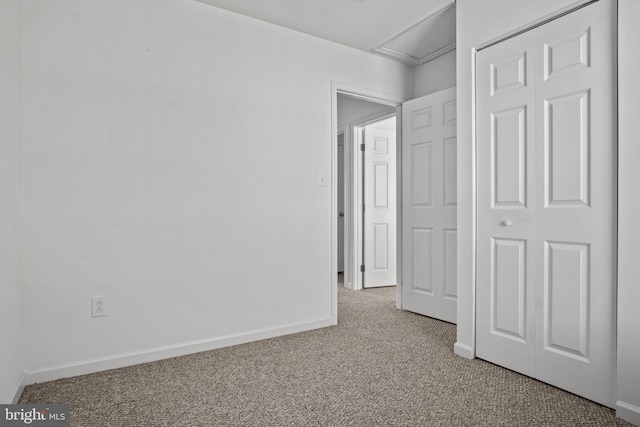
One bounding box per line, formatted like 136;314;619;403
91;296;107;318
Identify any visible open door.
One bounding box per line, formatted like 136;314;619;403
363;119;397;288
337;131;345;273
401;87;457;323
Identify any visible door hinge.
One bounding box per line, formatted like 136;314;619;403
360;265;365;273
360;143;365;151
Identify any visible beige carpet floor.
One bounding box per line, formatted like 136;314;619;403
20;285;630;426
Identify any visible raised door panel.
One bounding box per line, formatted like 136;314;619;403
374;162;389;208
544;29;590;80
412;107;432;131
412;228;434;294
492;238;528;342
491;52;527;96
543;241;589;360
373;223;389;271
443;138;457;207
411;142;433;208
544;90;590;207
443;100;457;126
492;106;528;208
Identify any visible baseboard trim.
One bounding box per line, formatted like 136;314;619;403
616;400;640;426
9;372;25;404
454;342;474;359
23;318;333;386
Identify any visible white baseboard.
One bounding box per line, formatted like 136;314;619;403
10;371;25;404
454;342;474;359
23;318;333;386
617;400;640;426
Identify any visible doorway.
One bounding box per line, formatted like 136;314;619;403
332;83;458;320
334;88;400;297
337;116;399;289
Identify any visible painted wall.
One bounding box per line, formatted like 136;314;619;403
337;94;392;127
457;0;639;423
617;0;640;423
413;50;456;97
20;0;413;380
0;0;23;404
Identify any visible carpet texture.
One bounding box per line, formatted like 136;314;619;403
20;286;630;426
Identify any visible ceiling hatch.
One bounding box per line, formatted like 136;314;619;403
372;4;456;65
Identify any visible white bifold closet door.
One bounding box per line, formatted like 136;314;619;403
476;0;616;407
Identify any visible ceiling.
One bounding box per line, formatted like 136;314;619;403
194;0;456;66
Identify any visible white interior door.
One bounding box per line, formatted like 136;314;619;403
476;26;538;377
363;123;396;288
401;87;457;323
476;0;616;407
338;133;345;273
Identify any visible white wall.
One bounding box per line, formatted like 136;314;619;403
337;94;392;127
20;0;413;380
617;0;640;424
413;50;456;97
457;0;639;423
0;0;23;404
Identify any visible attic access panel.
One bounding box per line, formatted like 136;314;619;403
372;4;456;65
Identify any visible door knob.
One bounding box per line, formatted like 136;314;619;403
339;212;345;217
500;220;512;227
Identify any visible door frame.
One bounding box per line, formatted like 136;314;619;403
331;81;403;323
